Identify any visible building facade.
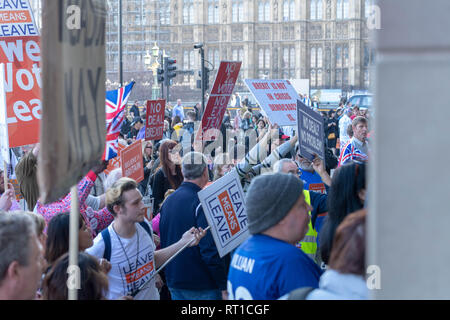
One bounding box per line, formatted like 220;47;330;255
29;0;375;102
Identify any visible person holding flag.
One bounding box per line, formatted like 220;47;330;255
104;82;136;161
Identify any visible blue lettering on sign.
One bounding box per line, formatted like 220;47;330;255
0;23;38;37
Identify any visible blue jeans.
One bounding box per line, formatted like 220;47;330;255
169;288;222;300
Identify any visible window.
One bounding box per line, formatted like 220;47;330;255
365;0;374;18
336;69;342;87
317;69;322;86
335;44;348;87
337;0;349;20
317;0;323;19
208;49;220;69
190;51;195;69
265;1;271;21
259;1;271;22
311;48;316;68
343;0;349;19
282;46;296;79
258;48;271;76
311;0;323;20
265;48;270;68
283;0;295;21
310;70;316;87
317;47;323;68
232;0;244;22
183;51;189;70
343;46;349;67
208;0;219;23
183;0;194;24
160;2;170;25
232;48;244;66
336;46;342;68
310;46;323;87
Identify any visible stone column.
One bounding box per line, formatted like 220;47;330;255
368;0;450;299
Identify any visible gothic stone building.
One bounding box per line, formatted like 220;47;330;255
30;0;375;102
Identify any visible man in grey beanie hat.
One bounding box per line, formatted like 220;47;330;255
227;173;323;300
246;173;307;236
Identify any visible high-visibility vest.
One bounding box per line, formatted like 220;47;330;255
296;190;318;260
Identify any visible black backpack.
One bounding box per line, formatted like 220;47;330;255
101;222;152;261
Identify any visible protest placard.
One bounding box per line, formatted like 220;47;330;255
198;170;249;257
121;140;144;183
0;0;40;148
145;99;165;141
297;99;324;161
104;143;124;176
38;0;106;203
0;64;9;164
245;79;301;126
8;178;22;200
0;0;39;37
196;61;241;141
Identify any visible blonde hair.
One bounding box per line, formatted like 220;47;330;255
213;153;232;180
22;211;45;237
105;177;137;215
159;189;175;209
104;168;122;191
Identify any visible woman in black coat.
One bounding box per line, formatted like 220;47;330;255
151;140;184;214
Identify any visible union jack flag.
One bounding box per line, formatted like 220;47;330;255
102;81;135;161
338;138;369;167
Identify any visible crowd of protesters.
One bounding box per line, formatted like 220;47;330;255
0;95;371;300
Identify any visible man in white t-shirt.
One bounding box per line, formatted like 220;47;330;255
86;177;206;300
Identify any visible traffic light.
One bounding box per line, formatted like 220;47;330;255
164;57;177;86
157;67;164;84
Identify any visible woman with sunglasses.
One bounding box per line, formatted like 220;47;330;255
151;140;184;214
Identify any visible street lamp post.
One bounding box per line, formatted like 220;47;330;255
144;42;161;100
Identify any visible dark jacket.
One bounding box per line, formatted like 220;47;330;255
309;188;329;229
120;117;132;136
159;182;227;291
151;167;172;214
129;104;140;118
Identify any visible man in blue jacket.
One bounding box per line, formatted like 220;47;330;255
227;173;323;300
159;152;227;300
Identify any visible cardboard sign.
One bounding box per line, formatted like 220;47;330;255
198;170;249;257
0;0;39;37
196;61;241;141
297;99;325;161
245;79;301;126
145;99;165;141
121;140;144;183
38;0;106;203
103;144;124;176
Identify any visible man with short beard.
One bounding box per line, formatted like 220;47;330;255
295;151;331;195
